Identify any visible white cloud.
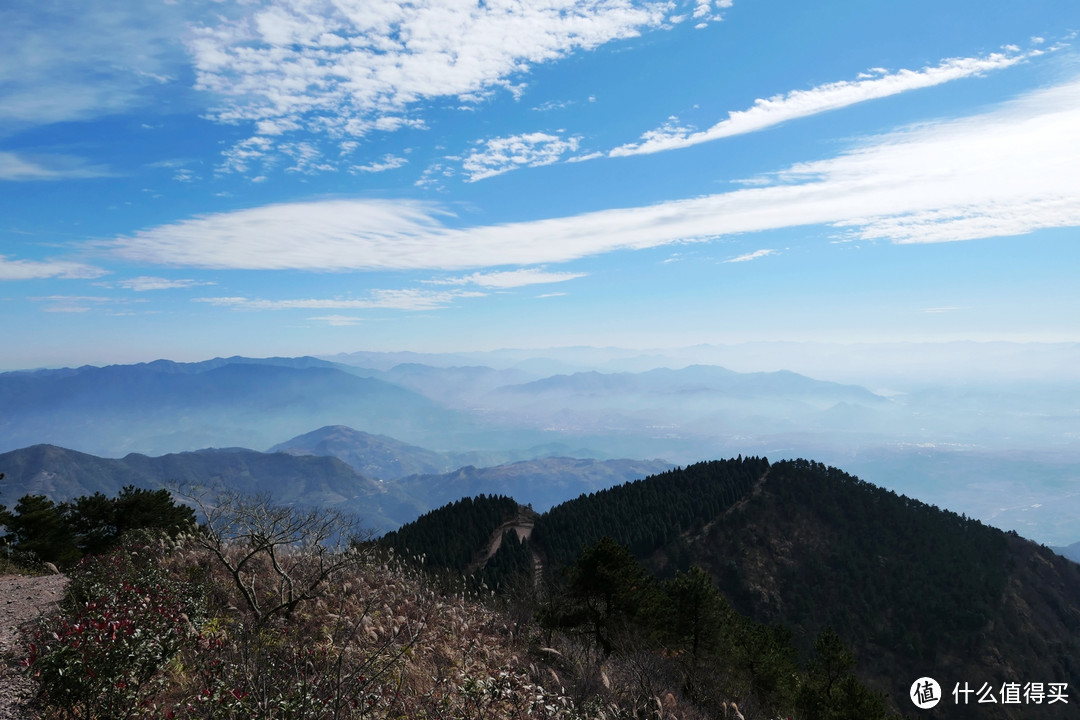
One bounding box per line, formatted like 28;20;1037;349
189;0;682;170
116;277;215;291
352;154;408;174
724;249;775;263
431;268;588;288
0;152;113;181
280;141;336;174
309;314;365;326
692;0;733;28
109;76;1080;269
219;136;276;175
0;255;106;281
196;288;486;312
197;0;665;117
463;132;582;181
611;47;1043;157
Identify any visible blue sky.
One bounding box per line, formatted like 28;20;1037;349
2;0;1079;369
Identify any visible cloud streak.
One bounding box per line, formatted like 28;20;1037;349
196;288;486;312
0;152;113;181
115;277;216;291
430;268;588;288
108;76;1080;271
724;249;775;263
611;47;1044;157
0;255;107;281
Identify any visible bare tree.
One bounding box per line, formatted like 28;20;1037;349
180;486;372;624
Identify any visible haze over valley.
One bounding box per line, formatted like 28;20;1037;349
3;344;1078;547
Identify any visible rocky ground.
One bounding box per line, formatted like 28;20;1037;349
0;573;67;720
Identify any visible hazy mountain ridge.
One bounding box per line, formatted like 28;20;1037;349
0;444;419;532
0;357;476;457
268;424;630;482
2;352;1079;545
0;437;671;532
269;425;457;480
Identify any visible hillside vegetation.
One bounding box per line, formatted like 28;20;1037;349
385;458;1080;719
9;489;799;720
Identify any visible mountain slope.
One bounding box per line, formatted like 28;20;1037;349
0;444;421;532
393;457;1080;719
269;425;456;480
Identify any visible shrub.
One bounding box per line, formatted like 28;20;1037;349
23;535;206;719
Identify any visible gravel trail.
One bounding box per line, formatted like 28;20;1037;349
0;574;68;720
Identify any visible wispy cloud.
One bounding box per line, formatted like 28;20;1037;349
723;249;775;263
196;289;486;312
611;47;1044;157
352;154;408;174
463;132;582;181
0;0;185;129
28;295;141;313
0;152;113;181
108;76;1080;269
309;314;365;326
191;0;683;171
429;268;587;288
114;277;216;291
0;255;106;281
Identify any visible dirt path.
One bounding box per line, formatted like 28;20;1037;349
0;573;68;720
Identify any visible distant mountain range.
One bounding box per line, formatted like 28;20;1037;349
0;357;479;457
2;353;1079;546
267;424;618;481
0;355;894;461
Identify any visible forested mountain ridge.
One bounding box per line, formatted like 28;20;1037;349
386;457;1080;719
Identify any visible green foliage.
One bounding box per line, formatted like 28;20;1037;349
1;494;81;567
661;566;727;693
24;537;207;719
533;456;767;570
380;494;521;572
796;628;894;720
1;485;195;567
474;528;534;594
542;537;663;656
740;459;1010;658
70;486;197;555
